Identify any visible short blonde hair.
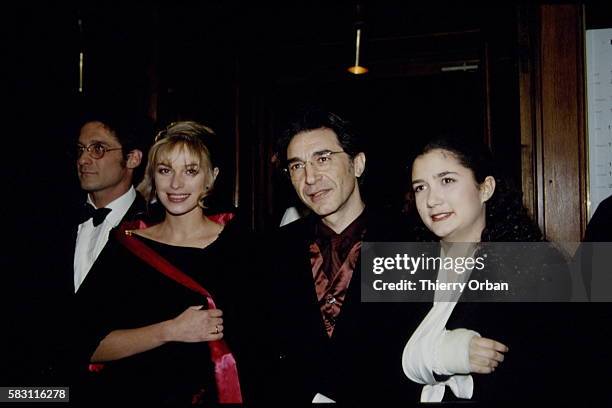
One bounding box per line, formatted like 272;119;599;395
137;121;218;207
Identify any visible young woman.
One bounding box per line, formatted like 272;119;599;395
76;121;248;405
402;135;570;402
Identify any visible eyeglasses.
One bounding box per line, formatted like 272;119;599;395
76;142;123;160
283;150;346;179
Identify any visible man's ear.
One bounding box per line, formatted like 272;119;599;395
126;149;143;169
480;176;496;203
353;152;366;178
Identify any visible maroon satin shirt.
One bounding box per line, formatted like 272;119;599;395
309;212;367;337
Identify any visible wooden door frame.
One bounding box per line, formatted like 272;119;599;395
517;4;587;243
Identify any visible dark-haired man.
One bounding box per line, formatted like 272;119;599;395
263;109;417;404
44;108;153;397
72;113;150;292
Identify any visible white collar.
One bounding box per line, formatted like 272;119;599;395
87;186;136;227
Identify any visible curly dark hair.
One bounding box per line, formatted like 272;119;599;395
407;134;544;243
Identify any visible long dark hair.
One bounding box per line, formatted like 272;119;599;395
407;134;544;242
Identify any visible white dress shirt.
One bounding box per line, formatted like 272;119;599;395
74;187;136;292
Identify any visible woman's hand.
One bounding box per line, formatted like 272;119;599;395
165;306;224;343
469;336;508;374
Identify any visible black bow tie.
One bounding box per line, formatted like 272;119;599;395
79;203;112;227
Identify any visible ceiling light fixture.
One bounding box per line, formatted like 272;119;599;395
347;3;368;75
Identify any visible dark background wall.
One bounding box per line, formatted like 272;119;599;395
3;1;522;227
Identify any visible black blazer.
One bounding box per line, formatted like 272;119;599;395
581;194;612;299
584;195;612;243
446;252;574;403
44;192;148;389
45;192;148;298
575;195;612;403
411;242;578;403
259;210;421;404
72;193;147;291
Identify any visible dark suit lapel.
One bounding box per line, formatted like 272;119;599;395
328;211;372;340
284;216;331;342
65;201;83;294
68;224;78;293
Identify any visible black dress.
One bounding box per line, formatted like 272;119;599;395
75;220;248;405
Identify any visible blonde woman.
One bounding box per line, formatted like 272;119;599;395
77;121;246;405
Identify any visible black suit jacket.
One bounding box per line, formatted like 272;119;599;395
70;193;147;293
42;192;149;299
581;194;612;299
412;242;578;403
575;195;612;403
259;210;420;404
584;195;612;243
45;193;148;387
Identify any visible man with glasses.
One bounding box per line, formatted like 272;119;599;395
45;107;153;398
261;108;417;404
73;109;152;293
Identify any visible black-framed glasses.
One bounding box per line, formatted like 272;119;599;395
76;142;123;160
283;150;346;180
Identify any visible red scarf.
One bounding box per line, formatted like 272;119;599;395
90;214;243;404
